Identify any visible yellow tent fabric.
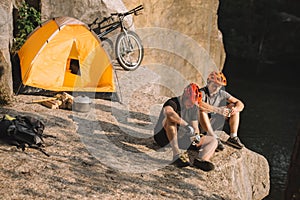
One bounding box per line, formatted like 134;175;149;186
18;16;115;92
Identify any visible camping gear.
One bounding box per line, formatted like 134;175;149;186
73;95;92;112
17;17;115;93
0;115;49;156
30;92;74;110
31;97;57;104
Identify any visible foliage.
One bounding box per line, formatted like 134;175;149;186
11;1;41;53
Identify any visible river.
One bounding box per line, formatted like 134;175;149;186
223;59;300;199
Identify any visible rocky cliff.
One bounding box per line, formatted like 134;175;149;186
1;0;225;96
0;1;13;101
41;0;225;95
0;94;270;200
0;0;270;199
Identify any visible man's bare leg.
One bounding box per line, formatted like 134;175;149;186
163;118;180;157
199;111;216;138
229;112;240;135
196;136;218;161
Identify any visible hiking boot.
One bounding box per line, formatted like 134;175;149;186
226;136;244;149
193;158;215;172
172;152;191;168
188;144;200;151
216;138;225;152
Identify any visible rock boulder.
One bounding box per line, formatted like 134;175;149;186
0;1;13;100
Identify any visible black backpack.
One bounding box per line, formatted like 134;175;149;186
0;115;49;156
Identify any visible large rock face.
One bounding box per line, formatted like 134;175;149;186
207;132;270;200
0;1;270;199
41;0;129;24
41;0;225;95
123;0;225;95
2;0;225;97
123;0;225;71
0;1;13;99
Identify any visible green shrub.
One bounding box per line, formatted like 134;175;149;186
12;1;41;53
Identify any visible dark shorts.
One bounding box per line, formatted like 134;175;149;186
154;129;170;147
154;128;192;149
200;113;228;132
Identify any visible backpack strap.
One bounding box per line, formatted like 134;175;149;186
199;87;209;102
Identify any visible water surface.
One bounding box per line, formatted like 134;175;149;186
223;60;299;200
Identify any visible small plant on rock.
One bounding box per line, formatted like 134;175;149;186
11;1;41;53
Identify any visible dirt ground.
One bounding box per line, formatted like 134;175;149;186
0;85;232;199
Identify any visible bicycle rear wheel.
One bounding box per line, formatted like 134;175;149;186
115;31;144;71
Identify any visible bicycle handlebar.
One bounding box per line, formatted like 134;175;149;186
129;4;144;15
111;4;144;17
88;5;143;28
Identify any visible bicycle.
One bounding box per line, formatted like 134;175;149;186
88;5;144;71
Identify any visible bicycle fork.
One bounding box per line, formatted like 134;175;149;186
120;30;134;55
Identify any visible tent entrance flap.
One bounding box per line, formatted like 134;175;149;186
64;41;81;87
68;40;79;59
67;41;81;75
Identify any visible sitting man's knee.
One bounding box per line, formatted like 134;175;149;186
212;137;218;148
163;119;177;129
208;136;218;147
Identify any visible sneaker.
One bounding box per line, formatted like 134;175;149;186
226;136;244;149
172;152;191;168
193;158;215;172
216;138;225;152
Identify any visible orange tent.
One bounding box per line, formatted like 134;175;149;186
18;16;115;93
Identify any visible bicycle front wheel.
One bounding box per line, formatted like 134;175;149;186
115;31;144;71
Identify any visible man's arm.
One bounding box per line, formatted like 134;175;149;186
163;106;188;126
198;101;223;115
227;96;244;115
191;120;200;134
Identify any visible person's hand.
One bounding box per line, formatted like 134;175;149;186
219;107;231;117
184;125;195;135
229;106;237;116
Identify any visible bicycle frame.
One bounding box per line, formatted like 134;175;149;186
88;5;144;71
97;21;121;39
89;5;143;40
